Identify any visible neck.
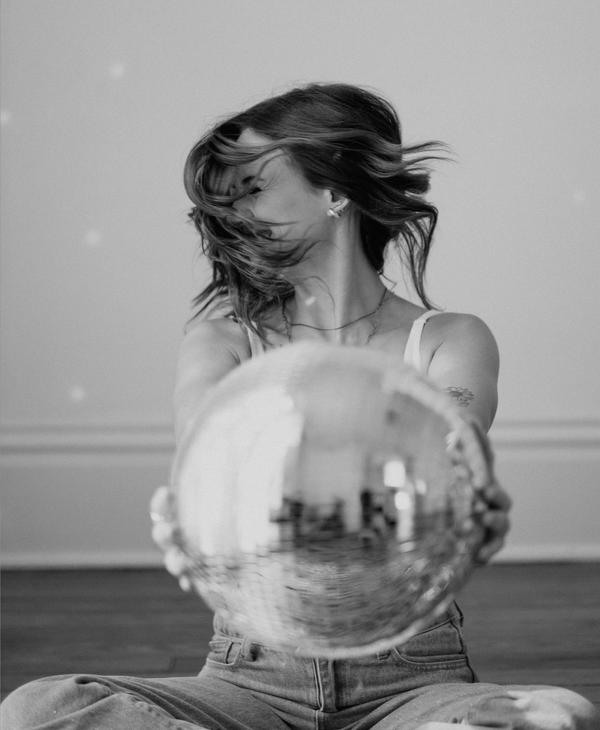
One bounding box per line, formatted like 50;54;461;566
282;216;388;344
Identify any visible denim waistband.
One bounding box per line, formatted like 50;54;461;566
203;600;475;714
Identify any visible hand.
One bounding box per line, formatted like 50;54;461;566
464;418;512;565
150;486;194;591
472;477;512;564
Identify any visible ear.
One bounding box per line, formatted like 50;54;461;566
327;189;349;206
326;190;351;218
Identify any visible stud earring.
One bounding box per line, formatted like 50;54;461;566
327;201;349;218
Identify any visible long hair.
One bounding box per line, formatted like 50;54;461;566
184;83;446;331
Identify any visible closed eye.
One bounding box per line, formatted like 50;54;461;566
229;173;262;196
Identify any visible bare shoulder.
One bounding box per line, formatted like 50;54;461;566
174;317;251;443
182;316;251;364
422;311;499;384
426;311;498;353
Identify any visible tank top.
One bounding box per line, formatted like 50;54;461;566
242;309;440;374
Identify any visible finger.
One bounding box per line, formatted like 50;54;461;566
475;536;506;565
472;478;511;510
460;417;495;484
480;509;510;534
449;423;492;490
473;508;510;549
151;520;176;548
179;575;193;592
462;435;493;489
482;483;512;512
165;548;190;578
473;511;510;564
150;486;173;522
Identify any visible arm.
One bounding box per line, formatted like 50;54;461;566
173;317;249;446
425;313;510;563
425;313;499;433
153;317;249;587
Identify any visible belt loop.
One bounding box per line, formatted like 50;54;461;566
454;600;465;625
241;636;256;661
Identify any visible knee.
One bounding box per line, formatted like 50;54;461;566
1;677;56;730
1;675;112;729
544;687;600;730
464;686;599;730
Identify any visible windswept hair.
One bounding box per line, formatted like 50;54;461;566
184;83;446;331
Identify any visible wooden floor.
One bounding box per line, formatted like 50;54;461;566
2;564;599;710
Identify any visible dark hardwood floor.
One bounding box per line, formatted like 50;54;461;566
2;563;599;710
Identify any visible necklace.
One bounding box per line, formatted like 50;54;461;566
281;288;390;345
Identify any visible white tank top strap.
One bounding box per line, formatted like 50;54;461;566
243;322;267;358
403;310;440;373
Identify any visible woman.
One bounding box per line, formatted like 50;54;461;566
2;84;596;730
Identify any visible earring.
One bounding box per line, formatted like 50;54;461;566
327;201;349;218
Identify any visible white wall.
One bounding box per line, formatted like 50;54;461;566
1;0;599;567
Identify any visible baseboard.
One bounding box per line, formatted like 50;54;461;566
3;545;599;570
1;550;165;570
488;419;600;449
2;418;599;569
493;544;600;562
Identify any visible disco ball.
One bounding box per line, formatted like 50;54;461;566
164;343;488;658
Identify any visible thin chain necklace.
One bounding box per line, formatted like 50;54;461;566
281;288;390;345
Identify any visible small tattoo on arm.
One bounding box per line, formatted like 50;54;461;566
445;386;475;407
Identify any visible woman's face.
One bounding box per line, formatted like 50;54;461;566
228;129;331;246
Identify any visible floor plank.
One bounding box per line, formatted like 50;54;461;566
2;564;599;711
1;569;212;699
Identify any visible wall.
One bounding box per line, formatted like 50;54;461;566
1;0;599;566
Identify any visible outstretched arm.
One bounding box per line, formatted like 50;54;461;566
426;314;510;564
173;318;248;445
153;317;248;586
426;313;499;433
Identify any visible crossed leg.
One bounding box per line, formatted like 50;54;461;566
2;674;598;730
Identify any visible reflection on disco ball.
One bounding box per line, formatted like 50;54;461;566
167;343;487;658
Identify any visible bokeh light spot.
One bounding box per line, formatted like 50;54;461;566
84;230;103;247
68;385;87;403
109;62;126;78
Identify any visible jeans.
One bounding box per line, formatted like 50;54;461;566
2;604;597;730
